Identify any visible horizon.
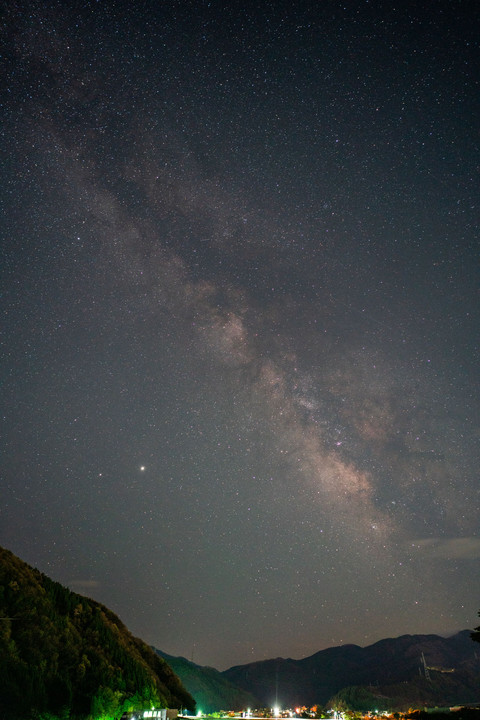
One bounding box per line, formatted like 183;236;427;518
2;0;479;671
158;627;473;671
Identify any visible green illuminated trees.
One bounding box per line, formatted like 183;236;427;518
0;546;195;720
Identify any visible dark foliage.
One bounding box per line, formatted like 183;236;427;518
329;663;480;713
155;650;260;713
471;610;480;645
0;546;195;720
406;710;480;720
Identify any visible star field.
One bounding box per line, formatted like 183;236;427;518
1;0;479;669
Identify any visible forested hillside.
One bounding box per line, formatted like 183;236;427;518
0;546;195;720
329;660;480;713
155;650;260;713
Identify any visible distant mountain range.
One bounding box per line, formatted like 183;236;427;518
223;630;480;707
159;631;480;712
2;543;479;717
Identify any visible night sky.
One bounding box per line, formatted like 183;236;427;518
1;0;479;671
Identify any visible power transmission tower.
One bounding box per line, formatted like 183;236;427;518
422;652;431;681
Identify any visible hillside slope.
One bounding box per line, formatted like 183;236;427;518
0;546;195;720
330;658;480;713
223;631;480;707
155;650;260;713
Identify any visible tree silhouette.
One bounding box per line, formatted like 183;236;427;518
471;610;480;644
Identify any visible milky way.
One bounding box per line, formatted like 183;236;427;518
1;0;479;669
